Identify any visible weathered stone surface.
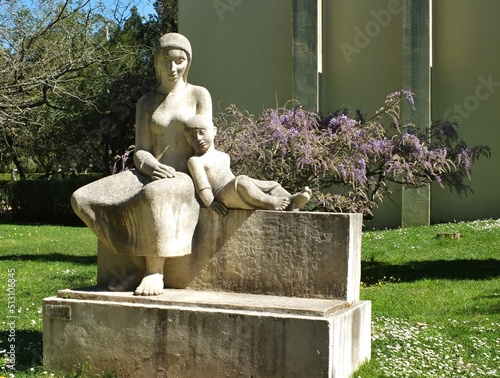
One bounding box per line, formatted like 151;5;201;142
58;288;348;316
43;290;371;378
71;32;213;296
72;170;200;258
97;210;363;302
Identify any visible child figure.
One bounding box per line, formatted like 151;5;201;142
185;115;311;215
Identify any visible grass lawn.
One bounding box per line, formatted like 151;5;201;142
0;219;499;377
357;219;500;377
0;224;97;377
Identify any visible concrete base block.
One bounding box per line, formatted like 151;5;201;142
44;289;371;378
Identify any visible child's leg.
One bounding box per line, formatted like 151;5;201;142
268;183;291;198
236;176;290;211
265;181;312;211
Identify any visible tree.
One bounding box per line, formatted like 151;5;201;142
153;0;178;33
76;2;180;174
214;91;490;218
0;0;112;176
0;0;181;177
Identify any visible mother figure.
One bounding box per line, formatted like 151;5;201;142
71;33;211;296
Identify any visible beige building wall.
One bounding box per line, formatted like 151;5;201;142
179;0;293;115
179;0;500;227
321;0;403;229
431;0;500;223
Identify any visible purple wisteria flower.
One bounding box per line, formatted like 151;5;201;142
458;149;472;177
339;164;347;178
213;90;489;215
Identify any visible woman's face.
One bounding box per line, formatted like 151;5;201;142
158;48;188;83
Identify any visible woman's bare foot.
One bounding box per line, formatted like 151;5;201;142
134;256;165;296
134;273;164;296
289;187;312;211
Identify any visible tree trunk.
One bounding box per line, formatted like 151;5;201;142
11;153;26;180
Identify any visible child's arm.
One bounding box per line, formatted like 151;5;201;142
187;157;227;215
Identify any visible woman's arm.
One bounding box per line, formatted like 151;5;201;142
133;93;176;179
195;86;213;117
134;94;158;177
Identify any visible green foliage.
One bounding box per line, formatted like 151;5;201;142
153;0;178;34
0;1;179;176
0;175;101;225
0;0;114;176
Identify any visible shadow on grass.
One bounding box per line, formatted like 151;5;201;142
468;288;500;316
0;330;43;371
0;253;96;265
362;258;500;285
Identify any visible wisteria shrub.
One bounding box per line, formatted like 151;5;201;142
214;91;490;218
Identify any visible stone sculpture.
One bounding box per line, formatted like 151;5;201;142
71;33;212;296
184;115;311;215
48;29;370;378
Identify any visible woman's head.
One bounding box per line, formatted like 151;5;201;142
154;33;192;84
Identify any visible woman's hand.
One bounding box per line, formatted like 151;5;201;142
152;164;176;180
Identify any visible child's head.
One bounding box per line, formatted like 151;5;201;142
185;115;216;154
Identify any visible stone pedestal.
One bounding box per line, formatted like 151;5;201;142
43;210;370;377
44;290;370;378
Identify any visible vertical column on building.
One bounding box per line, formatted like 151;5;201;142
401;0;432;227
292;0;320;110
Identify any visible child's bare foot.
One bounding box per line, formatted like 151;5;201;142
262;196;290;211
289;187;312;211
273;197;291;211
134;273;164;296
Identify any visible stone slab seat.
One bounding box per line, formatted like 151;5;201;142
97;209;363;302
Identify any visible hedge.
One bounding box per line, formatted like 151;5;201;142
0;175;102;225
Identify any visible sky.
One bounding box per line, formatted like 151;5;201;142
96;0;156;17
5;1;156;16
